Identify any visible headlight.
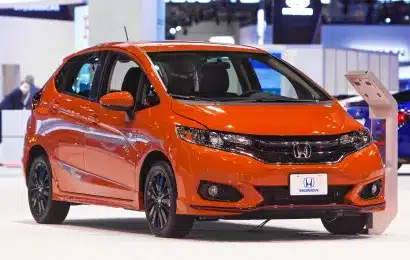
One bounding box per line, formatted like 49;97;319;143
175;126;253;152
339;128;372;150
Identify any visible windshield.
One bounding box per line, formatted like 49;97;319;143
148;51;331;102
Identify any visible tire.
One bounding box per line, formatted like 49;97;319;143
27;155;70;224
144;161;194;238
321;214;368;235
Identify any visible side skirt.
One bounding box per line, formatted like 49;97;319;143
53;190;139;211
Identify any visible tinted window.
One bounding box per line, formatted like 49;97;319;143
148;51;330;102
104;53;141;102
101;52;159;110
107;57;140;94
140;74;159;108
55;53;102;100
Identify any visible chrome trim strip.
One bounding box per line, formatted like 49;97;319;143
178;100;336;106
56;160;134;191
224;144;371;165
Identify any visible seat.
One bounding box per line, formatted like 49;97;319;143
167;74;195;96
160;61;195;96
198;63;237;98
121;67;142;101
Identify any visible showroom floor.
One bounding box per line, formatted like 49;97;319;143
1;167;409;260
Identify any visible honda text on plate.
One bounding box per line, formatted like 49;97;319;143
23;41;385;238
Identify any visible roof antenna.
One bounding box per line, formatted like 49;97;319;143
124;26;129;41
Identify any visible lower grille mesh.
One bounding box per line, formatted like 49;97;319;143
255;186;353;206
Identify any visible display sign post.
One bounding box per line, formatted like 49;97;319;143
345;71;398;235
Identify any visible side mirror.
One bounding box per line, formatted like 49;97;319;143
100;91;134;111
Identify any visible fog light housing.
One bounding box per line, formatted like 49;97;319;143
360;179;382;200
198;181;243;202
371;183;379;196
207;185;219;198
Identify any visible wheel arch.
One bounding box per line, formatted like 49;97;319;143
138;150;173;207
26;145;49;185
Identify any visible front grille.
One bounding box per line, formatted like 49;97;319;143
242;134;356;164
255;186;353;206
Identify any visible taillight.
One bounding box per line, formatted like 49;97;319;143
398;112;408;126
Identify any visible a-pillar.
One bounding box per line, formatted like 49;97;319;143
88;0;165;45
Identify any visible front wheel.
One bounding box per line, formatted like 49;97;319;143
321;214;368;235
144;161;194;238
27;156;70;224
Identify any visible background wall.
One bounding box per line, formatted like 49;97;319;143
175;21;240;43
258;45;398;96
88;0;164;46
239;24;272;45
323;48;399;95
322;25;410;64
0;16;74;98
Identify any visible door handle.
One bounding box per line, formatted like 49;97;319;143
87;115;99;125
49;103;59;113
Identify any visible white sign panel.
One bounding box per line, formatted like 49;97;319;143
74;5;89;51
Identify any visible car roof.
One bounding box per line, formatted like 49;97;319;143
71;41;266;59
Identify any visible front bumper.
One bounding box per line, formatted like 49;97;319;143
170;142;385;217
190;203;385;220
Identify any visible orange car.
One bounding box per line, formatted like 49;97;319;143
23;41;385;238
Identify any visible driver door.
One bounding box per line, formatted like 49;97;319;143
83;51;143;200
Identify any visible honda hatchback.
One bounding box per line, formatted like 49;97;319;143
23;41;385;238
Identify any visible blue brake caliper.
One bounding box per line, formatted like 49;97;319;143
158;176;164;186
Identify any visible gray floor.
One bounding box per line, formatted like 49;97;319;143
1;167;410;260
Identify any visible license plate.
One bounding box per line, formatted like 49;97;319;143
356;118;366;125
290;174;328;196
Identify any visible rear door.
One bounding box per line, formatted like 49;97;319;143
50;51;107;195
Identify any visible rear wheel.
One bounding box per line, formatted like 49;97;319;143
27;156;70;224
321;214;368;235
144;161;194;238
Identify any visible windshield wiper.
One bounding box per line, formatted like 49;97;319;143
169;94;219;102
243;98;320;103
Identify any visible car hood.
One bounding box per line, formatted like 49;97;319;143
171;100;363;136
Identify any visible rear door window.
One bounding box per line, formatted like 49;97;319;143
55;52;105;101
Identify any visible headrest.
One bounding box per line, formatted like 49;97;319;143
122;67;142;94
167;73;195;95
198;63;229;95
158;61;195;95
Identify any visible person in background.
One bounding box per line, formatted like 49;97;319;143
0;75;40;110
0;75;40;144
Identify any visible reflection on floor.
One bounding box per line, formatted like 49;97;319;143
1;167;410;260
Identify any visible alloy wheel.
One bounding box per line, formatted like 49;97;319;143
146;170;172;229
28;162;51;216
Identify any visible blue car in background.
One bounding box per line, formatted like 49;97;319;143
345;90;410;166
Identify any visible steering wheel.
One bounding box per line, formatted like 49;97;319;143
240;90;262;97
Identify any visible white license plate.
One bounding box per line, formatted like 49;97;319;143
356;118;366;125
290;174;328;196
